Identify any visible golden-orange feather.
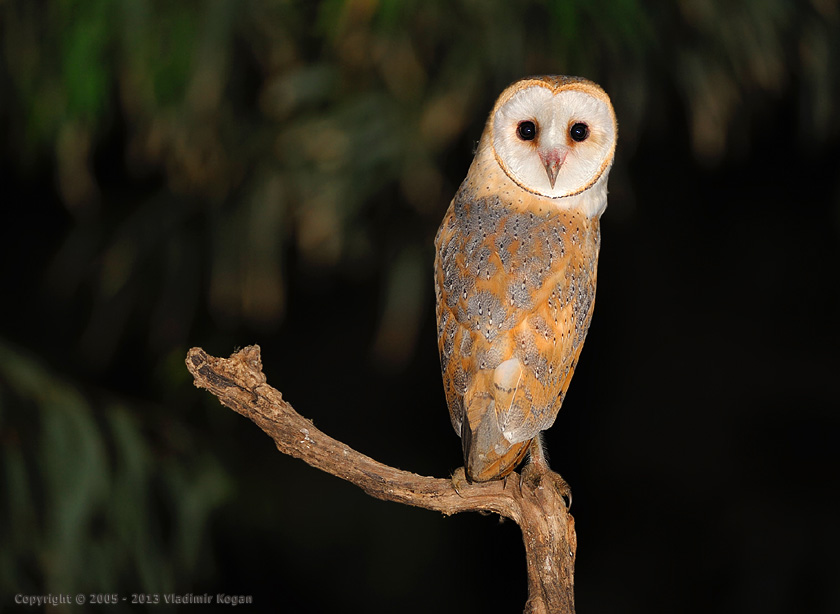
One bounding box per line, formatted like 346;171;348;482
435;190;599;480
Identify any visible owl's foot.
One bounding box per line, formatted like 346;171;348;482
521;435;572;509
520;461;572;508
450;466;470;497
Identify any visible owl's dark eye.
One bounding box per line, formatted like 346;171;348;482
517;121;537;141
570;122;589;142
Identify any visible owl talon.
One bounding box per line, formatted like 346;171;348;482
450;467;469;497
561;486;572;511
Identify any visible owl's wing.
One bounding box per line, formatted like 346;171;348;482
434;192;599;480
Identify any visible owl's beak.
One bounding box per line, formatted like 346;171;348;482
539;148;567;189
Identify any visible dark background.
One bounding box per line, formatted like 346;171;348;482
1;1;839;612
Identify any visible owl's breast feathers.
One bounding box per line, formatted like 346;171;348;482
434;187;600;481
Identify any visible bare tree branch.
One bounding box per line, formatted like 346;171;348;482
186;345;576;614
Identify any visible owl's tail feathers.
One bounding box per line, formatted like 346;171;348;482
461;358;532;482
462;424;531;482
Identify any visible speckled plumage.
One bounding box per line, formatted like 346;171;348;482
434;75;616;482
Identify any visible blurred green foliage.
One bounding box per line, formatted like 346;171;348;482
0;0;838;608
0;340;231;599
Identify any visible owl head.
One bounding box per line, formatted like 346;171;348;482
488;76;617;200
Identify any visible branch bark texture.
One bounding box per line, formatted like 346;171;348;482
186;345;576;614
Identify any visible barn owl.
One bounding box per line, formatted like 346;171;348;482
434;75;617;485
